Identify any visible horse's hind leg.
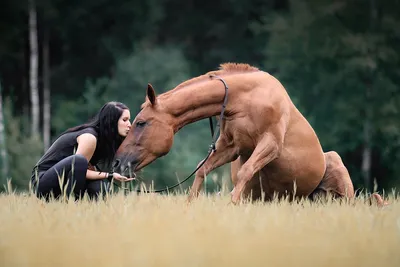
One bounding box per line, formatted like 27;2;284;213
309;151;354;201
309;151;389;207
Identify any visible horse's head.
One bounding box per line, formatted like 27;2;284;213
113;84;174;175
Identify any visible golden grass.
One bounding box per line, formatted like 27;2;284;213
0;191;400;267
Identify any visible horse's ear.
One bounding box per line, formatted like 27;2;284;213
146;83;157;106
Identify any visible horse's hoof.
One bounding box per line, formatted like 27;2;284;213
371;193;389;208
227;200;236;206
230;196;240;205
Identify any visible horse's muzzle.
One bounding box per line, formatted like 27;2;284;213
112;154;139;178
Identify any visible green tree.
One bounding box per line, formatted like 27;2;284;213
263;0;400;191
1;98;43;191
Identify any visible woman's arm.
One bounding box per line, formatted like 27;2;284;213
75;133;107;180
86;169;109;180
75;133;133;181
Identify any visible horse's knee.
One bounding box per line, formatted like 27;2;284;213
324;151;343;166
237;165;254;183
320;151;354;199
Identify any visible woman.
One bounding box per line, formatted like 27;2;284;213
31;101;134;201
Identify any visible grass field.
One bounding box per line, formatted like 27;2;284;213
1;190;400;267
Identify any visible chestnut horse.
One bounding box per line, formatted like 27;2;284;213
113;63;362;204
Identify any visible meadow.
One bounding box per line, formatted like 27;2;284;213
1;189;400;267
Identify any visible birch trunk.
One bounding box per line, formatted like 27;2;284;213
0;82;9;183
29;0;40;136
361;118;372;190
361;0;378;191
43;29;51;151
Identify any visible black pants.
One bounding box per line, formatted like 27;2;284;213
33;154;110;201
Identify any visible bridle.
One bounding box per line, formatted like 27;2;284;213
111;74;229;193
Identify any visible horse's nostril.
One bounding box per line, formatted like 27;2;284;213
113;159;121;169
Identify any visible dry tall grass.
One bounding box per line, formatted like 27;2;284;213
1;190;399;267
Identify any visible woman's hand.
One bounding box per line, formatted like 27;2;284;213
111;172;135;182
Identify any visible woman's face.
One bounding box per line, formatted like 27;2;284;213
118;109;131;137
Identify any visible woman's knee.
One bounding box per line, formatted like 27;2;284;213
73;154;88;165
68;154;89;172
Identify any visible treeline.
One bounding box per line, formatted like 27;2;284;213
0;0;399;193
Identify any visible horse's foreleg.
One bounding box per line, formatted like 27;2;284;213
187;137;238;203
230;157;242;186
231;133;280;204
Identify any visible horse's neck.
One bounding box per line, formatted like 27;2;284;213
162;79;229;132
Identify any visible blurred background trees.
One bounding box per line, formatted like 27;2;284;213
0;0;399;194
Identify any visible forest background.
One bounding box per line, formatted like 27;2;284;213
0;0;399;194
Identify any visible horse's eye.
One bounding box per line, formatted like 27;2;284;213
136;121;146;127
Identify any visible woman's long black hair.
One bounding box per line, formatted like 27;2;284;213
62;101;129;166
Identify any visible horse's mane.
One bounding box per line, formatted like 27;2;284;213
214;62;260;73
173;63;259;91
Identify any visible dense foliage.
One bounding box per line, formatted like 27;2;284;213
1;0;399;193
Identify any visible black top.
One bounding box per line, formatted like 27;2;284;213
31;127;102;178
